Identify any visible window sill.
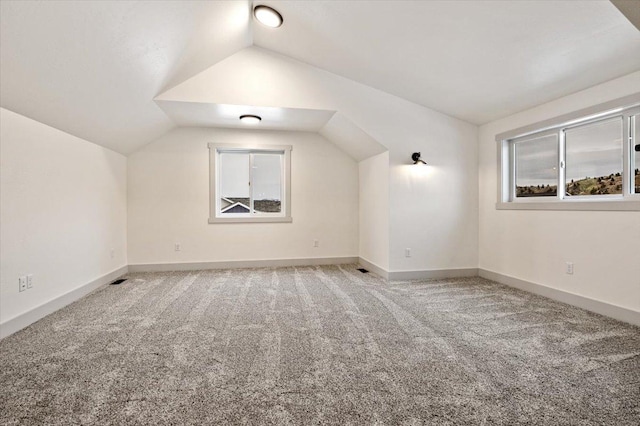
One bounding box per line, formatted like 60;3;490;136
496;200;640;211
208;217;293;224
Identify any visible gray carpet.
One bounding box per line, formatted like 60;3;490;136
1;265;639;425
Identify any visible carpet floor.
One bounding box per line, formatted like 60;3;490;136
0;265;639;425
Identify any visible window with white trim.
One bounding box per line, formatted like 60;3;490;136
208;144;292;223
498;98;640;211
633;113;640;194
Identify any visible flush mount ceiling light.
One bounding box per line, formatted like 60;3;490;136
239;114;262;125
254;5;283;28
411;152;427;165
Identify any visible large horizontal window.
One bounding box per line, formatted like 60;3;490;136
208;144;292;223
497;96;640;211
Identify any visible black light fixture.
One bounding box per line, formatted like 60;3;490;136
239;114;262;125
411;152;426;165
635;144;640;152
254;5;283;28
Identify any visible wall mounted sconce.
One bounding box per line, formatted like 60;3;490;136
411;152;426;165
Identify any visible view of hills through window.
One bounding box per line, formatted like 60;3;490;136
515;134;558;197
515;118;626;198
564;118;623;196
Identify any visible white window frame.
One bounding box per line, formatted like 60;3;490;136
208;143;292;223
496;94;640;211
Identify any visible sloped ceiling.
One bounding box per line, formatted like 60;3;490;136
155;45;471;163
1;1;639;155
0;1;251;154
612;0;640;31
253;0;640;124
156;101;336;133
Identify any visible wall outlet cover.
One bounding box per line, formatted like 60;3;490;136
566;262;574;275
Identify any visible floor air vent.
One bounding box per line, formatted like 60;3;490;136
110;278;127;285
357;268;369;273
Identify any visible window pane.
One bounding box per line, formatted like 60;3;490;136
252;153;282;213
219;152;250;214
633;115;639;194
565;118;623;196
515;134;558;198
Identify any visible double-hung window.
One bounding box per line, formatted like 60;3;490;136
498;95;640;210
208;144;292;223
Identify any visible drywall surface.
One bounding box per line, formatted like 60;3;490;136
359;151;390;270
157;46;479;273
479;71;640;312
127;127;358;264
387;118;478;272
0;108;127;325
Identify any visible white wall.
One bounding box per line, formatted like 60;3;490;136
479;71;640;312
359;151;390;270
388;120;478;273
0;108;127;325
127;127;358;265
157;46;479;273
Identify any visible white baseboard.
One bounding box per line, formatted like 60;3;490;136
356;259;479;282
6;263;634;340
388;268;479;281
479;269;640;327
358;257;389;279
128;256;359;272
0;265;128;339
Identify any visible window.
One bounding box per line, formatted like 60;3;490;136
514;133;558;198
209;144;292;223
633;114;640;195
497;95;640;210
564;117;623;196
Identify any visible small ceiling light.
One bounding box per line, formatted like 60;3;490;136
254;5;283;28
239;114;262;125
411;152;427;165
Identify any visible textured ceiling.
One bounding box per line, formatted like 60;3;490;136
0;1;251;154
1;1;639;155
253;0;640;125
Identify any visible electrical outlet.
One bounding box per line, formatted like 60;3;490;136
566;262;574;275
110;248;115;259
19;276;27;292
175;243;181;251
405;248;411;258
27;274;33;289
313;240;319;248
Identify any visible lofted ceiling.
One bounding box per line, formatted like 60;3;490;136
157;102;336;132
253;0;640;125
1;1;639;155
0;1;251;154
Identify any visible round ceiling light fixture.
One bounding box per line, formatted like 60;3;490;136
239;114;262;125
254;5;283;28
